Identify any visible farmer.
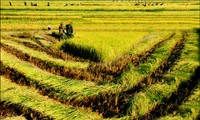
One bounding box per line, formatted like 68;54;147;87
48;25;52;30
142;1;146;6
24;1;27;6
65;20;74;38
9;1;12;6
58;22;65;41
34;2;37;6
47;2;50;6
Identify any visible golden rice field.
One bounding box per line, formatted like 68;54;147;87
0;0;200;120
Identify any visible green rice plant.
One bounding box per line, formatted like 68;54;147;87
1;76;103;120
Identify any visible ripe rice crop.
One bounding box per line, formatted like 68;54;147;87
1;0;199;119
60;31;150;62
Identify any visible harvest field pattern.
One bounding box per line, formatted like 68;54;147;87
0;0;200;120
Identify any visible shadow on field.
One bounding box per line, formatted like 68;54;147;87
51;31;60;39
197;28;200;62
60;42;101;62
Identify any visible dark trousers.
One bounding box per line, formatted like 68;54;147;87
59;33;64;41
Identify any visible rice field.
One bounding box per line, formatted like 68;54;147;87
0;0;200;120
